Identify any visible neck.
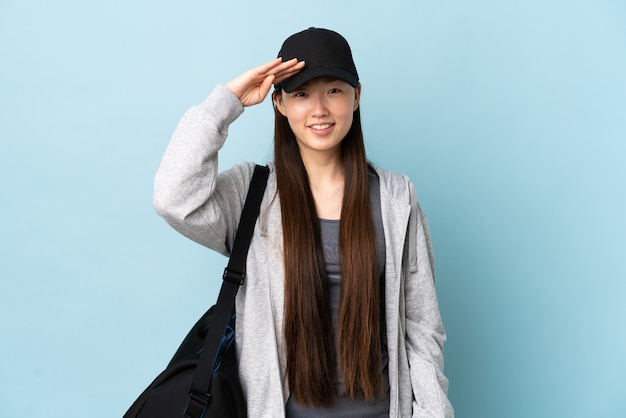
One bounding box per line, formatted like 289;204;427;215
300;150;344;220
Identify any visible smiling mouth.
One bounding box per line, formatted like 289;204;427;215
309;123;334;130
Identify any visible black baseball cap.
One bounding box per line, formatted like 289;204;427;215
276;27;359;93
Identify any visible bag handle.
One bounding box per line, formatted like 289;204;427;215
185;164;269;418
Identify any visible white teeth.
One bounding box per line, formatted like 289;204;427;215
311;123;332;130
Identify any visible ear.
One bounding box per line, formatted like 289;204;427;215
273;91;288;117
353;83;362;111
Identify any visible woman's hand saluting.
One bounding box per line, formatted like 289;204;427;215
225;58;304;107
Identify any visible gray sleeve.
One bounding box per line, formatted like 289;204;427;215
152;84;255;255
404;181;454;418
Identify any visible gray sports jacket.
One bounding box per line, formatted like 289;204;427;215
153;85;453;418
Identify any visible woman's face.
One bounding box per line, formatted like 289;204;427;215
274;77;360;159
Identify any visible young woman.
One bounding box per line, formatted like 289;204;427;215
153;28;453;418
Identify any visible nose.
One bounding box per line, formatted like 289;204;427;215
310;91;328;117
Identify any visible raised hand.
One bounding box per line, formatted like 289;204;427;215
225;58;305;107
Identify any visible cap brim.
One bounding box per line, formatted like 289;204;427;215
279;67;359;93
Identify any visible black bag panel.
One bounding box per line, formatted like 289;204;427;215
209;344;247;418
130;361;197;417
123;311;244;418
124;359;195;417
124;347;246;418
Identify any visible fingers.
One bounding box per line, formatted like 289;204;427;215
253;57;283;75
273;59;305;84
256;57;304;83
225;58;304;106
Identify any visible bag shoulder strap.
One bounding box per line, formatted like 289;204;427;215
225;164;270;279
185;164;270;418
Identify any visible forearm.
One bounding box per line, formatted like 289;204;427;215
152;85;247;253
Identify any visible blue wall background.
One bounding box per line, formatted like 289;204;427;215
1;1;625;417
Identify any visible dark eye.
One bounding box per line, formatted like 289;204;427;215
293;91;307;97
329;88;341;94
